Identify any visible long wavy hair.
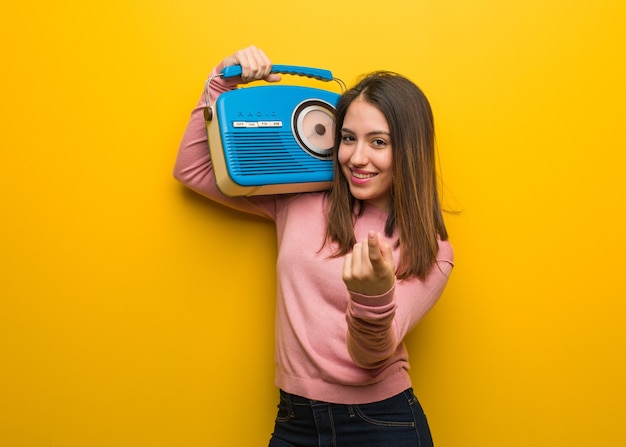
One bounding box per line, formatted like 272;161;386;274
324;71;448;280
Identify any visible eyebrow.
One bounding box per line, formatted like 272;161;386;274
340;128;391;137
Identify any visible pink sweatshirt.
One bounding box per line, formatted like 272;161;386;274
173;63;454;404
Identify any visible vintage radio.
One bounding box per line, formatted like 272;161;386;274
204;64;345;196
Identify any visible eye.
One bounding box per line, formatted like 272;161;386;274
341;134;356;144
372;138;388;148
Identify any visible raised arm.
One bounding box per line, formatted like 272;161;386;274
173;46;282;219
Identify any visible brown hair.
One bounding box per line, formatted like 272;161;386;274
324;71;448;280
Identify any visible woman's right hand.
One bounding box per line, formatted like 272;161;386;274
222;45;282;84
342;231;396;297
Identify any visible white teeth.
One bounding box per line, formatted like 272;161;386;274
352;171;376;179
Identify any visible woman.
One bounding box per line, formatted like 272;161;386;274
174;45;453;447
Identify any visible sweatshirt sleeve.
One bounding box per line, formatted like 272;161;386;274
345;241;454;369
173;62;279;220
346;285;398;369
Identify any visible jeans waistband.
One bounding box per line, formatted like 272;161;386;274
279;388;415;406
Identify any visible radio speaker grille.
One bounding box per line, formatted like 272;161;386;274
224;131;333;176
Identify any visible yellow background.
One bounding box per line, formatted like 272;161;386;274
1;0;625;446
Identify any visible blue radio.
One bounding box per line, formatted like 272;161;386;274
205;64;345;196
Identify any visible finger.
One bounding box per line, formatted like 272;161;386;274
367;232;395;276
236;47;259;81
346;240;367;279
250;48;281;83
342;252;353;283
265;73;282;83
378;233;395;272
224;46;262;82
243;46;273;81
243;46;268;77
223;46;281;83
367;231;391;277
366;231;382;266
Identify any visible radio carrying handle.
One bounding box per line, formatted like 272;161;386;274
205;64;345;122
221;64;334;82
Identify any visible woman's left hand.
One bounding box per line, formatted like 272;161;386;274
342;231;396;296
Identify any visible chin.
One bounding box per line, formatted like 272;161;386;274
349;190;375;203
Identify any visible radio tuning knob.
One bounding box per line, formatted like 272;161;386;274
204;106;213;121
315;124;326;135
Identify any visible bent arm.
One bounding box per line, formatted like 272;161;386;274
346;244;454;369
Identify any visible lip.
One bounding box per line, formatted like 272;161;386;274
348;168;378;185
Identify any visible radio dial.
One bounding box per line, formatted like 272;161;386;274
293;100;336;160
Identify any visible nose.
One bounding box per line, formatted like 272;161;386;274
350;142;368;166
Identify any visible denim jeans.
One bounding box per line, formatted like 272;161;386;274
268;388;434;447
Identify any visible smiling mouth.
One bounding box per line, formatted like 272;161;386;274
351;170;377;179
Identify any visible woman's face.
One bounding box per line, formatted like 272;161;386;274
338;99;393;211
